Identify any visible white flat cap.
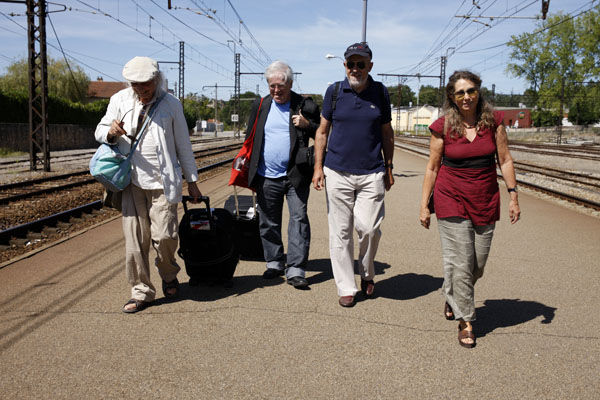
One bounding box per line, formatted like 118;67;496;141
122;56;159;82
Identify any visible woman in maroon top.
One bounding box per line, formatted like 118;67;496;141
419;70;521;348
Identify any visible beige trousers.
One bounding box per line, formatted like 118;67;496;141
324;167;386;297
122;184;180;301
437;217;495;322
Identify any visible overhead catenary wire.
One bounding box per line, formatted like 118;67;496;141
391;0;544;87
47;14;85;100
73;0;233;79
457;0;598;54
0;8;121;81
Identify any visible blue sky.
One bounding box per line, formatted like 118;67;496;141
0;0;595;103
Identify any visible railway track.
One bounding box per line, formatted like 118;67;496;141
397;136;600;161
394;140;600;212
0;157;235;260
0;136;239;173
0;143;241;205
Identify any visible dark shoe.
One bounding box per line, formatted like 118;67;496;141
338;295;355;308
122;299;149;314
444;302;455;320
287;276;309;289
262;268;284;279
162;278;179;298
360;279;375;297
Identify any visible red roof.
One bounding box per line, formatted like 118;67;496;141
87;81;128;99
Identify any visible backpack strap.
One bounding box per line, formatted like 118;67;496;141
331;81;341;113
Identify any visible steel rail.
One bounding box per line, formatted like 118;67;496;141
0;157;234;246
394;142;600;211
0;144;241;204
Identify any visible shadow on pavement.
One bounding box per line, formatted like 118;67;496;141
475;298;557;338
152;271;285;305
375;272;443;300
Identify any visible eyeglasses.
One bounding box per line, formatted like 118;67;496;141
346;61;366;70
453;88;479;101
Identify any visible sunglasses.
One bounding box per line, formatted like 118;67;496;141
453;88;479;101
346;61;367;70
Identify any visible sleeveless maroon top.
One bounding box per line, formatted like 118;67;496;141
429;111;504;226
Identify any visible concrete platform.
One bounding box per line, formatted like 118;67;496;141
1;149;599;399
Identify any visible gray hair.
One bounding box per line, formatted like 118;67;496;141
127;71;166;97
264;60;293;84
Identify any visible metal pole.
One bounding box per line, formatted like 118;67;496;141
416;75;421;133
439;56;446;109
27;0;50;171
178;41;184;103
361;0;368;44
234;53;240;138
214;83;218;137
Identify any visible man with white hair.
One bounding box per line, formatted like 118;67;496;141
313;43;395;307
95;56;201;313
245;60;320;289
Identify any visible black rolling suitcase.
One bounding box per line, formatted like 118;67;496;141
223;188;265;261
178;196;239;286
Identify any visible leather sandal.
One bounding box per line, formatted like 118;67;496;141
162;278;179;298
122;299;148;314
458;324;476;348
444;302;455;320
361;279;375;297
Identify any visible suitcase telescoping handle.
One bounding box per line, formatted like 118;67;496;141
232;186;258;218
182;195;210;215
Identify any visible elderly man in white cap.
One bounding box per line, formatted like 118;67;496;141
95;56;201;313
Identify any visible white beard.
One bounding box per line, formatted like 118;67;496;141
348;75;367;90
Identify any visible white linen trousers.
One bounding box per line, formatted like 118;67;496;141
324;166;386;297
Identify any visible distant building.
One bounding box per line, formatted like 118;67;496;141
496;106;532;128
391;105;440;133
86;77;127;102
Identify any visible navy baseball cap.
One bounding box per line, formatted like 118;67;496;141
344;43;372;59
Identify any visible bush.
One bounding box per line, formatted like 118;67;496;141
0;89;108;125
531;109;561;127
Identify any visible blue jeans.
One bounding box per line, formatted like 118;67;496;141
255;175;311;279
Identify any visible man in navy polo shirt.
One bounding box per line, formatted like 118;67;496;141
313;43;395;308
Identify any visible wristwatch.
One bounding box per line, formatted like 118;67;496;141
385;163;393;170
507;187;518;193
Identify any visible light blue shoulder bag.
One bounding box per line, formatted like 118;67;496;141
90;93;165;192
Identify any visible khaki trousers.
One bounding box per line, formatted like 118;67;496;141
122;184;180;301
324;167;385;297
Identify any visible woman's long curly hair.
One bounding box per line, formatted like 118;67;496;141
443;70;495;138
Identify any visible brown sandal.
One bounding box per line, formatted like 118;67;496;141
122;299;149;314
458;324;476;348
444;302;455;320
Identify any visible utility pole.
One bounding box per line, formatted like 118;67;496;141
228;40;241;138
361;0;368;44
178;41;184;103
202;84;234;137
158;41;184;103
6;0;52;171
27;0;49;171
234;53;240;137
439;56;447;108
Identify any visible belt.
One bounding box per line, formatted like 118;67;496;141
442;154;495;169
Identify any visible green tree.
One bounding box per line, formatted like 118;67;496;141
181;93;214;129
418;85;441;107
578;4;600;78
386;84;415;107
507;9;600;127
568;82;600;125
0;57;90;102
